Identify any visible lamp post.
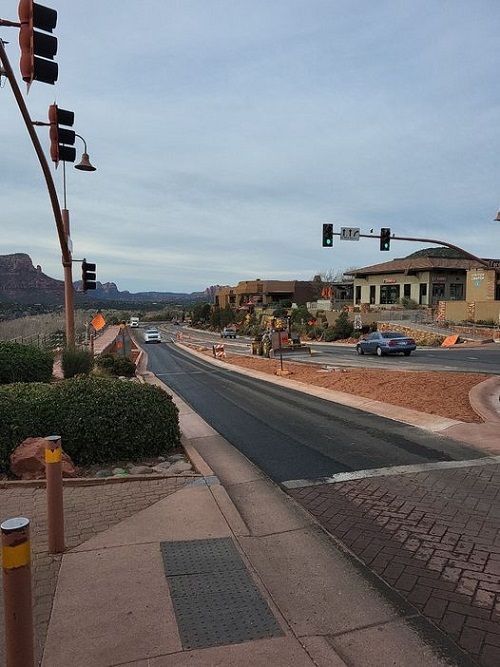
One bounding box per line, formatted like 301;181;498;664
494;211;500;222
60;136;97;347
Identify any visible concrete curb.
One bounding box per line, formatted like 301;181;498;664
175;342;463;434
469;375;500;423
0;472;200;489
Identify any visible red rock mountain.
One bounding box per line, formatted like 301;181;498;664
0;253;63;303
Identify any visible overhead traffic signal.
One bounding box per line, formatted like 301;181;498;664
380;227;391;251
322;223;334;247
48;104;76;165
81;259;96;291
18;0;58;85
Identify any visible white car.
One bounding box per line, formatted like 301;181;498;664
129;317;140;328
143;328;162;344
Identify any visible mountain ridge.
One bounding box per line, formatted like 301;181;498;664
0;253;207;304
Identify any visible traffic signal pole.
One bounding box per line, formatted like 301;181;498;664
0;36;75;347
330;229;494;271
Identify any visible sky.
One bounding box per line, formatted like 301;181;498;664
1;0;500;293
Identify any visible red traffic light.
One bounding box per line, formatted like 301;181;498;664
48;104;76;165
18;1;58;84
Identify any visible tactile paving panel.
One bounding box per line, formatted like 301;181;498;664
161;538;283;649
161;537;243;576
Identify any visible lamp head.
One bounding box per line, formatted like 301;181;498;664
75;152;96;172
494;210;500;222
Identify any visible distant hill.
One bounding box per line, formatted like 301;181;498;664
0;254;208;305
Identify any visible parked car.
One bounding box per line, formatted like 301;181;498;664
221;327;237;339
143;328;162;344
356;331;416;356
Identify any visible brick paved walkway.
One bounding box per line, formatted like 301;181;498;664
0;477;187;664
289;463;500;667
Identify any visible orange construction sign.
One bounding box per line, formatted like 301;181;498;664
441;334;460;348
90;313;106;331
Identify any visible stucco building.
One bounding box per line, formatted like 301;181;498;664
351;248;500;308
214;279;321;309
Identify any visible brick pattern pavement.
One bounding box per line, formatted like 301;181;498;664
0;477;187;664
289;464;500;667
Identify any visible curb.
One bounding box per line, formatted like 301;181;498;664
469;375;500;423
0;472;200;489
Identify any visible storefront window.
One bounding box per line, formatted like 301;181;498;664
449;283;464;300
355;286;361;304
380;285;400;304
403;284;411;299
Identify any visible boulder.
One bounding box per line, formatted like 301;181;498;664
10;437;77;480
129;465;153;475
169;461;193;474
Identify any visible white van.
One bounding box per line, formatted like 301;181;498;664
129;317;140;328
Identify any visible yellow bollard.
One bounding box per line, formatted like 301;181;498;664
45;435;65;554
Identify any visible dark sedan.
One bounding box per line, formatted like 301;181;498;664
356;331;417;357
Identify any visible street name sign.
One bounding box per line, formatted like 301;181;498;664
340;227;360;241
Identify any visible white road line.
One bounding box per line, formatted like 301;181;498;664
282;455;500;489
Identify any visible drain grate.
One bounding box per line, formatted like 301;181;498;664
161;537;283;649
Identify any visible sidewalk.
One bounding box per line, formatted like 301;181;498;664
41;373;465;666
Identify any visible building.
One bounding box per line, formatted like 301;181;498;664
351;248;500;308
214;279;321;310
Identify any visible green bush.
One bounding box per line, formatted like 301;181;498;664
62;347;93;378
95;353;115;371
95;354;136;377
323;328;337;342
333;310;354;339
112;357;136;377
0;376;180;472
0;342;53;384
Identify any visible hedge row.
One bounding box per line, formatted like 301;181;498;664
0;376;180;472
0;342;53;384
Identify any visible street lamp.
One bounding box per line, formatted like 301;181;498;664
60;135;97;345
494;210;500;222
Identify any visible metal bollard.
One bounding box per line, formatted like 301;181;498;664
1;517;34;667
45;435;65;554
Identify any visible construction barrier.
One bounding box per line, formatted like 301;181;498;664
212;344;225;359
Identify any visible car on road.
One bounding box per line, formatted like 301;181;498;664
143;328;162;344
356;331;416;357
221;327;237;339
129;317;140;328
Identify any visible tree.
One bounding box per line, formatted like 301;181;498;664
333;310;353;339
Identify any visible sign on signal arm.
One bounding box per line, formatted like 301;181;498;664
340;227;360;241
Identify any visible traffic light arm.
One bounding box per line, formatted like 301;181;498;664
330;230;492;270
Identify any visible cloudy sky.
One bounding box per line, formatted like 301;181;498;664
1;0;499;292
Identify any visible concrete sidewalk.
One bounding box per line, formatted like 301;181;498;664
42;375;464;666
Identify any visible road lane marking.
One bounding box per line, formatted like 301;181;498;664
282;455;500;488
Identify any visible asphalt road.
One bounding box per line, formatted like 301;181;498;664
166;326;500;374
144;340;481;484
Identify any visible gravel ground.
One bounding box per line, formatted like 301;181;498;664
204;352;487;423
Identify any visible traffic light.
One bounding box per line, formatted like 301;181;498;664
18;1;58;85
322;223;334;247
380;227;391;251
48;104;76;165
82;259;96;291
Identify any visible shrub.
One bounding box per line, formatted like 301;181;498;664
112;357;136;377
322;328;337;342
0;376;180;472
333;310;354;339
399;297;419;309
95;353;115;371
62;347;94;378
95;353;135;376
0;342;53;384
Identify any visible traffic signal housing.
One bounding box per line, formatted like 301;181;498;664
380;227;391;251
48;104;76;165
18;0;58;85
82;259;96;292
322;223;334;247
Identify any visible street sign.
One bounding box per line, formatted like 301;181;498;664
353;314;363;330
340;227;360;241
